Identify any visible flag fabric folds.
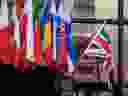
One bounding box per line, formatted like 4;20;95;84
94;31;112;70
32;0;41;16
24;0;34;62
52;16;60;61
43;17;52;65
16;0;25;16
44;18;52;48
19;16;28;48
49;0;57;15
95;31;112;54
34;17;41;64
7;0;112;73
24;0;32;16
41;0;49;16
57;20;68;64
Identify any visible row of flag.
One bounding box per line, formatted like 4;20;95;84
14;0;73;65
0;0;112;72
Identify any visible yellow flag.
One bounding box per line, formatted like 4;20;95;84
44;20;52;48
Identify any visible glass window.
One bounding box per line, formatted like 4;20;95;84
72;0;95;17
95;0;113;18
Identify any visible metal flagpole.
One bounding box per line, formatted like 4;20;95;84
117;1;124;95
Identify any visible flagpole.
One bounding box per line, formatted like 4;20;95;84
118;0;124;88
